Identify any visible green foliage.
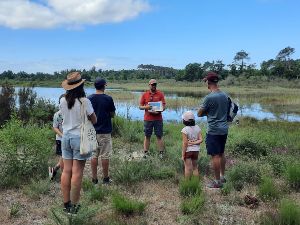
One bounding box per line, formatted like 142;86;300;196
9;202;21;218
180;193;205;215
227;161;261;191
30;98;57;125
23;179;50;199
88;186;107;202
50;205;99;225
266;154;289;176
113;160;174;185
221;182;234;196
179;176;202;197
0;82;15;126
0;118;52;188
82;177;94;192
232;138;268;158
285;163;300;190
258;176;279;201
279;199;300;225
198;155;210;175
112;193;146;216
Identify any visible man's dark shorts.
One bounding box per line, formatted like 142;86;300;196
56;140;62;156
206;134;227;156
144;120;163;138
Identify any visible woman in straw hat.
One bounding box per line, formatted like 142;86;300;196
60;71;97;214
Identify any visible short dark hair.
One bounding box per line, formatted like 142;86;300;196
183;119;195;126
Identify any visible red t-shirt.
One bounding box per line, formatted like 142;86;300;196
140;90;166;121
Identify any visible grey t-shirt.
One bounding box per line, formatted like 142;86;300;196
200;91;228;135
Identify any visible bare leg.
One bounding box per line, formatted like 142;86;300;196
220;153;226;177
101;159;109;178
211;155;221;180
144;136;151;152
91;157;98;180
61;159;72;203
192;160;199;177
184;159;193;178
157;137;164;152
70;160;86;204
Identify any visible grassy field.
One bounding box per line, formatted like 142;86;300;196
0;116;299;224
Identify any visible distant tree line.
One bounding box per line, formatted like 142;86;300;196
1;46;299;82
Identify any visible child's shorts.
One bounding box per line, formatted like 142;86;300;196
184;151;199;160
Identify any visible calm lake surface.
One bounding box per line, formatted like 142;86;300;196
15;87;300;122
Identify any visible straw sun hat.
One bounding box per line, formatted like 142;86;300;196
61;71;85;90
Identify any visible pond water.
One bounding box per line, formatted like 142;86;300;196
13;87;300;122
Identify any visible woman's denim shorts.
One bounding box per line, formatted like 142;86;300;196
62;133;91;160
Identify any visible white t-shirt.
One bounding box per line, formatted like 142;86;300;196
181;125;201;152
59;97;94;136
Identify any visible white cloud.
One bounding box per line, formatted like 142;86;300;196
0;0;151;29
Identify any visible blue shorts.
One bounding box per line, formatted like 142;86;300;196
205;133;227;156
144;120;163;138
62;133;91;160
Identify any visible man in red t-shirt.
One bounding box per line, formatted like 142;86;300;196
139;79;166;158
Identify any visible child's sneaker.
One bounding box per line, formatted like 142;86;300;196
159;151;164;159
207;180;223;189
102;177;112;185
49;167;58;180
220;176;227;184
92;178;98;185
143;151;149;159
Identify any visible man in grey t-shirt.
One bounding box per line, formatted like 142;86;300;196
197;72;228;188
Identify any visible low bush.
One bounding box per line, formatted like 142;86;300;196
179;176;202;197
279;199;300;225
232;138;268;158
0;118;52;188
112;193;146;216
181;193;205;215
82;178;94;192
258;176;279;201
227;161;261;191
88;186;107;202
9;202;21;218
266;154;288;176
23;179;50;200
285;163;300;190
221;182;234;196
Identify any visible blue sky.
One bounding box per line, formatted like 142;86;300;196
0;0;299;73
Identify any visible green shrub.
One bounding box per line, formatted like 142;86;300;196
112;193;146;216
23;179;50;199
113;160;174;185
258;176;279;201
0;82;15;126
227;161;261;191
0;118;52;187
221;182;234;196
266;154;288;176
285;163;300;190
198;155;210;175
82;178;94;192
9;202;21;218
181;194;205;214
279;199;300;225
50;205;99;225
232;138;268;158
88;186;107;202
179;176;202;197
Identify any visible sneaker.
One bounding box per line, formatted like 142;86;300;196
92;178;98;185
102;177;112;185
220;176;227;184
49;167;57;180
63;201;73;215
159;151;164;159
143;151;149;159
207;180;223;188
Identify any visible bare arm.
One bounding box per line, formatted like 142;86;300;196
88;112;97;125
188;132;203;145
197;108;206;117
52;127;63;137
182;133;188;161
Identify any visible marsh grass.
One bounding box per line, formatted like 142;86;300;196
285;163;300;190
179;176;202;197
88;186;108;202
279;199;300;225
23;179;50;200
50;205;100;225
9;202;21;218
180;193;205;215
258;176;280;201
111;193;146;216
